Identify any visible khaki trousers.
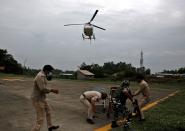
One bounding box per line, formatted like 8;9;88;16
31;99;52;131
80;95;93;119
139;97;151;119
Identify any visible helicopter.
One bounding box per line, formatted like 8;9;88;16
64;10;106;41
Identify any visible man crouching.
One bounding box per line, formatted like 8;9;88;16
80;91;107;124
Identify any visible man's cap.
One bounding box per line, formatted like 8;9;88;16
43;65;54;71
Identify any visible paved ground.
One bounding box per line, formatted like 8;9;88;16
0;77;175;131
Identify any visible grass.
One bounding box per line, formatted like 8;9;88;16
0;72;34;79
0;72;22;78
130;86;185;131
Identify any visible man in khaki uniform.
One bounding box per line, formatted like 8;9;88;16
133;74;150;121
31;65;59;131
80;91;107;124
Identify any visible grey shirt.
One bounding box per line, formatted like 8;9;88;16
31;71;50;101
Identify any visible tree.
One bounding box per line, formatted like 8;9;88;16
90;64;104;78
178;67;185;74
79;61;146;80
145;68;151;75
0;49;23;74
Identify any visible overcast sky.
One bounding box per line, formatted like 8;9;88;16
0;0;185;73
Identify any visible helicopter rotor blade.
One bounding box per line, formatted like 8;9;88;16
91;24;106;30
90;10;98;23
64;24;84;26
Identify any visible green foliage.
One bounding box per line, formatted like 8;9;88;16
163;67;185;74
80;61;147;80
52;69;63;77
145;68;151;75
178;67;185;74
80;63;104;78
0;49;23;74
22;67;39;76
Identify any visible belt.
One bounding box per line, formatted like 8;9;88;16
82;93;86;99
82;93;91;102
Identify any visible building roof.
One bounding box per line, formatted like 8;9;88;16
78;70;94;76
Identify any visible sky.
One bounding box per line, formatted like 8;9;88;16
0;0;185;73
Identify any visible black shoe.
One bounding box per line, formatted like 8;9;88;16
48;125;59;131
111;121;118;128
127;118;132;122
86;118;95;124
139;118;146;121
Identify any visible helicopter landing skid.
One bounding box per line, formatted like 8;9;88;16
82;34;85;40
82;33;95;40
93;33;96;40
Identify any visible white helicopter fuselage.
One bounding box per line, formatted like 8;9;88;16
64;10;105;41
84;24;93;37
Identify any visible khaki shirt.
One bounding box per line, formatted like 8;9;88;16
83;91;102;103
134;80;150;98
31;71;50;101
